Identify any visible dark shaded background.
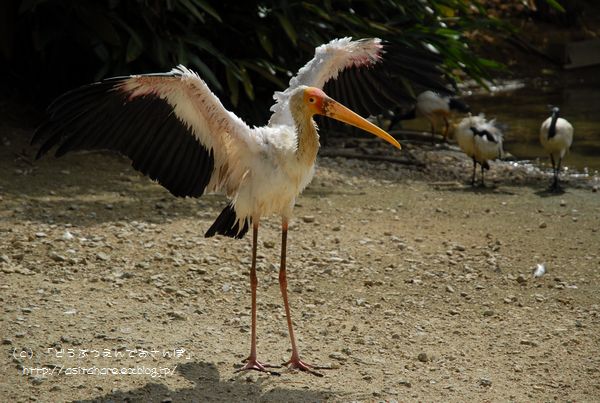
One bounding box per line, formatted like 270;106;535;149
0;0;593;126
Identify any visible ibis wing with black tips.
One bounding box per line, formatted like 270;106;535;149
32;66;254;198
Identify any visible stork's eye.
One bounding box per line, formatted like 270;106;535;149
308;97;316;104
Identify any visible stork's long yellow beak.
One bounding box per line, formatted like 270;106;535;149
323;99;401;149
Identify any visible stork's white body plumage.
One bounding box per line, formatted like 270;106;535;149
33;37;447;376
540;107;573;190
231;125;316;221
455;114;503;186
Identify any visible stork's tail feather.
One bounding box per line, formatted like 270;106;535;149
205;204;249;239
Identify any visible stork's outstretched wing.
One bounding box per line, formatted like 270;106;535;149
269;37;451;126
32;66;254;198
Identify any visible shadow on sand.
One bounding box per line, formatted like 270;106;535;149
74;361;330;403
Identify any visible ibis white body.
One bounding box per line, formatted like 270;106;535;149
457;114;503;162
411;90;470;139
455;114;482;158
473;127;503;163
455;114;503;185
540;115;573;161
539;107;573;190
417;90;450;116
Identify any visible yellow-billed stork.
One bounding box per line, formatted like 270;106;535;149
32;37;448;376
540;106;573;191
455;114;503;186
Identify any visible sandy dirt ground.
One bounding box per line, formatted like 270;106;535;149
1;123;599;402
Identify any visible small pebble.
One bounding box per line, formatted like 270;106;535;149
479;378;492;387
301;215;315;223
329;352;347;362
168;311;187;320
49;252;67;262
96;252;110;261
520;339;539;347
417;352;429;362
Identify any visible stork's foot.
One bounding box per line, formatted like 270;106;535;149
236;358;281;376
283;357;325;377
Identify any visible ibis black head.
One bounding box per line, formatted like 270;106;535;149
449;98;470;113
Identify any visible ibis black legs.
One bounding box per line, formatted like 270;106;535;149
427;115;450;143
237;221;278;375
470;158;489;187
480;164;486;187
429;120;436;143
279;218;323;377
549;154;562;191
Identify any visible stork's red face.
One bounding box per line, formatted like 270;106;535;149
303;87;401;149
303;87;328;115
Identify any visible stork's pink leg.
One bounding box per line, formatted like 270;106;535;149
279;218;324;377
237;221;279;375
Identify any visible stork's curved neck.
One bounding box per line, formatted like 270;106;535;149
294;114;320;165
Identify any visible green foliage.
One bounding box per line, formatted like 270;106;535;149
541;0;566;13
3;0;512;123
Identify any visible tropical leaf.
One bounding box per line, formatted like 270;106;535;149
275;13;298;46
6;0;519;124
